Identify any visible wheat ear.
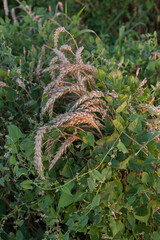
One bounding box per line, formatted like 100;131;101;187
34;126;47;179
0;81;8;88
53;49;70;65
54;27;66;49
76;46;84;64
41;85;85;116
49;136;77;170
69;91;105;112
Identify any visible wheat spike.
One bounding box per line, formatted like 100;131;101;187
34;126;47;179
34;27;108;175
16;78;26;89
60;45;74;54
76;46;84;64
41;85;85;116
54;27;66;48
43;64;60;73
53;48;69;65
69;91;105;112
49;136;77;170
0;81;8;88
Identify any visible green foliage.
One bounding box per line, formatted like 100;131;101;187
0;1;160;240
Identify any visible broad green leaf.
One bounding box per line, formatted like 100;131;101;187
134;205;150;224
152;232;160;240
61;186;72;196
83;132;95;147
16;230;24;240
110;220;125;237
95;69;106;81
113;114;125;131
20;180;33;190
127;195;136;205
87;177;96;192
146;61;155;72
20;139;34;157
90;194;100;208
119;156;131;169
97;131;119;146
79;215;88;227
116;101;127;113
8;125;24;142
147;131;159;141
9;155;16;165
141;172;150;184
102;167;112;180
58;193;74;208
91;170;103;181
42;195;54;208
127;212;135;227
117;140;129;153
128;117;142;133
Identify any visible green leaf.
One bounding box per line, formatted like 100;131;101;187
146;61;155;72
102;167;112;180
8;125;24;142
61;186;72;196
0;178;4;187
20;180;33;190
0;69;8;77
147;131;159;141
113;119;124;131
16;230;24;240
117;140;129;153
133;205;150;224
87;177;96;192
79;215;88;227
9;155;16;165
119;156;131;169
129;117;142;133
110;220;125;237
69;6;85;27
141;172;150;184
152;232;160;240
116;101;127;113
83;132;95;147
95;69;106;81
91;170;103;181
58;193;74;208
90;194;100;208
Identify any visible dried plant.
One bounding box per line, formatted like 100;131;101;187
34;27;108;178
0;81;8;88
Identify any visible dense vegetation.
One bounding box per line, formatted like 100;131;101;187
0;1;160;239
